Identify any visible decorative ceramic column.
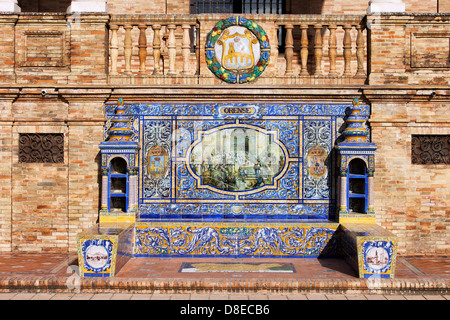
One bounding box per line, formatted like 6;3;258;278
99;98;139;223
0;0;20;12
367;0;405;14
100;167;109;212
67;0;108;13
128;167;138;214
336;98;377;224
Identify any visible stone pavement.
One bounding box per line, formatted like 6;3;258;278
0;292;449;300
0;253;448;298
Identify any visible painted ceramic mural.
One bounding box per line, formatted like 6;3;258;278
205;17;271;83
134;221;340;257
188;125;285;193
103;102;371;221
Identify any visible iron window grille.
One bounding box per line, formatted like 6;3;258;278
411;134;449;165
18;133;64;163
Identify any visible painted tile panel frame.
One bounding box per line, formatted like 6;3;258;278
104;102;370;221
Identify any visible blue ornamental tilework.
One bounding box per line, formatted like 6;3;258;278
104;102;370;220
138;203;329;219
105;103;370;118
77;223;135;277
357;238;398;279
77;236;116;277
134;221;339;257
303;120;332;199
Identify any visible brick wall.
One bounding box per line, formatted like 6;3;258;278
11;100;69;252
0;94;106;253
0;16;16;83
371;103;450;255
0;95;13;251
15;0;446;14
68;15;109;84
65;93;107;250
0;2;447;256
107;0;167;14
368;15;450;86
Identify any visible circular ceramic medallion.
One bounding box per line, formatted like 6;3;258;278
366;247;389;270
85;245;109;269
205;17;270;84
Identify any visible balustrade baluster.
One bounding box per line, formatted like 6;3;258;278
356;24;365;76
300;24;309;76
314;24;323;75
107;15;366;82
124;24;133;75
343;24;352;76
110;24;119;75
284;24;294;76
152;24;162;75
138;24;147;74
167;24;177;75
328;25;337;76
181;24;191;75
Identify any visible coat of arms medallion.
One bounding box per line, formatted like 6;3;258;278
205;16;270;83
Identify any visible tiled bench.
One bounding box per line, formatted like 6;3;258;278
340;223;398;278
77;223;134;277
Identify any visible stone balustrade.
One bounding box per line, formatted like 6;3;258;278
108;14;367;85
108;15;199;84
275;15;367;81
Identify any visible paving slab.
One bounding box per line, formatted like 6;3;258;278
130;294;153;300
31;293;56;300
364;294;387;300
10;293;36;300
0;293;18;300
209;294;229;300
91;293;114;300
306;293;327;300
170;294;191;300
423;295;445;300
150;293;172;300
344;294;367;300
190;294;211;300
0;254;447;296
384;294;406;300
404;295;426;300
111;293;133;300
50;293;74;300
286;294;308;300
325;294;347;300
70;293;94;300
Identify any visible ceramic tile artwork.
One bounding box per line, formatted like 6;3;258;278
340;224;398;279
78;100;396;278
358;239;398;278
134;221;340;257
102;102;370;221
77;223;134;277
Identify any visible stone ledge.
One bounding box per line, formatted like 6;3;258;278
0;275;448;295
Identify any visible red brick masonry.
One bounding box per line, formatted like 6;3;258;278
0;254;448;294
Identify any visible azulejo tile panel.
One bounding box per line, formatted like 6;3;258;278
104;102;370;220
134;221;340;258
357;238;398;279
77;223;134;277
78;236;116;277
340;223;399;279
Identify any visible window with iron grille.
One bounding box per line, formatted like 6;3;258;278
191;0;286;51
411;135;449;165
190;0;285;14
19;133;64;163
